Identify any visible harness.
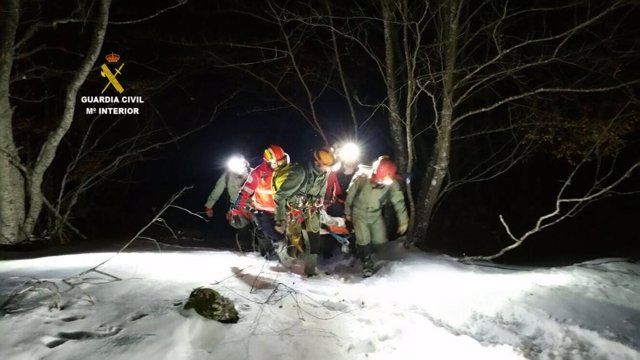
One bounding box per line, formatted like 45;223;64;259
286;170;325;253
285;195;321;253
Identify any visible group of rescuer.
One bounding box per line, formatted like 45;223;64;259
204;143;409;277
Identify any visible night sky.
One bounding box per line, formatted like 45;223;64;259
4;0;640;264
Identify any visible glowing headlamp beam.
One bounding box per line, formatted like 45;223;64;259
337;142;360;164
226;155;248;175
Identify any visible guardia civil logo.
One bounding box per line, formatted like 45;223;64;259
100;52;124;94
81;52;143;115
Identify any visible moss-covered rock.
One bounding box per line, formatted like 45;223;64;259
184;287;239;323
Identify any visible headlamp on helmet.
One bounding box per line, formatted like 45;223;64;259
337;142;360;164
371;156;397;185
332;141;361;171
226;155;249;175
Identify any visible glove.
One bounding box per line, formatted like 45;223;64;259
227;208;247;221
397;223;408;235
205;207;213;218
240;209;252;219
274;220;286;234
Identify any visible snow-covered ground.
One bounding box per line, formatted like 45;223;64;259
1;242;638;359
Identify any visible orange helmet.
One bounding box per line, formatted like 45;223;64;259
314;147;336;167
263;144;289;168
371;156;397;185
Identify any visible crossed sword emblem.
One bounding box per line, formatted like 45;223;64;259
100;63;124;94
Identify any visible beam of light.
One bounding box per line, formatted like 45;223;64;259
226;155;248;175
332;141;361;171
337;142;360;164
380;178;393;186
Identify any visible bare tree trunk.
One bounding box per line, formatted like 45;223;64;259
399;0;419;242
0;0;24;244
0;0;112;245
22;0;112;239
381;0;408;174
413;0;461;245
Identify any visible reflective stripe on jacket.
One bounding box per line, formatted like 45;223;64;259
233;161;276;213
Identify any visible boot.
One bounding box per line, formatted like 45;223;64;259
303;254;318;277
357;244;374;278
265;247;279;261
256;232;273;258
362;255;374;278
276;242;295;268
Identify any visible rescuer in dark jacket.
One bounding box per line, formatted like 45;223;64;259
272;147;336;276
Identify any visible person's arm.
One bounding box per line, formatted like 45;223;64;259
231;166;260;212
389;180;409;233
204;172;228;216
344;175;363;220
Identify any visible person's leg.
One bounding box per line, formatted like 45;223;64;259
303;231;321;276
353;217;371;248
318;234;336;259
353;217;374;276
252;225;269;256
276;222;298;267
260;212;284;245
236;224;254;252
360;243;374;277
253;212;280;256
299;213;323;276
370;214;388;246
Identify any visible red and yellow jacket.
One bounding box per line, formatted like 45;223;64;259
233;161;276;213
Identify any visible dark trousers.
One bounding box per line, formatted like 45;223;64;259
306;231;321;254
235;224;254;251
253;211;284;254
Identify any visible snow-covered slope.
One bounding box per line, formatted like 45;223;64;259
1;243;638;359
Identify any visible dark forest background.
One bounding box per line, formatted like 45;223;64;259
2;0;639;265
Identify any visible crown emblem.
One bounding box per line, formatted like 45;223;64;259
105;52;120;63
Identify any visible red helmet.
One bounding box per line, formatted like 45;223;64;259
263;144;289;168
371;156;397;184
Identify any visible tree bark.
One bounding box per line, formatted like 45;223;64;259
381;0;408;174
0;0;25;245
413;0;461;245
0;0;112;244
